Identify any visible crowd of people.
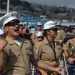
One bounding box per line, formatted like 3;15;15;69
0;11;75;75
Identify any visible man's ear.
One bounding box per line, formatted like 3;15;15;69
46;29;50;35
3;26;8;32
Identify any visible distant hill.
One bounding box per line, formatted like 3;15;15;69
0;0;75;19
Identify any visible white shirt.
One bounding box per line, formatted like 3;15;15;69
14;40;20;46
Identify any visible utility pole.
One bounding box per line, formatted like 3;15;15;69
7;0;9;13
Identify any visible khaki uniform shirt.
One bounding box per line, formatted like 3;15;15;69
63;38;75;57
34;41;42;56
55;29;65;41
34;38;63;67
31;30;43;43
3;36;38;75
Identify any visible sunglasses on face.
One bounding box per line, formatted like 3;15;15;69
7;22;19;26
38;25;42;27
51;28;58;31
48;27;58;31
37;36;43;38
5;20;20;26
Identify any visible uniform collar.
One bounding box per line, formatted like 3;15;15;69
5;36;23;45
43;37;48;44
43;37;55;45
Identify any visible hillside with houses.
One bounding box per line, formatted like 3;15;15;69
0;0;75;20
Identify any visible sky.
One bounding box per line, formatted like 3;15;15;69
25;0;75;8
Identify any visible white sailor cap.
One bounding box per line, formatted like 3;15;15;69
0;11;20;28
36;31;43;37
37;22;42;26
44;21;58;30
56;22;61;26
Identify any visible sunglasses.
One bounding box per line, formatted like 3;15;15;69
52;29;57;31
38;25;42;27
37;36;43;38
5;20;20;26
51;28;58;31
